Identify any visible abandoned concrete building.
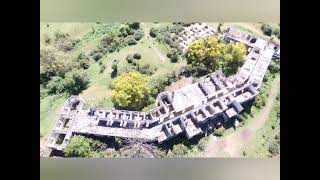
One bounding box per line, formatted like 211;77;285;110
46;26;278;151
173;22;216;54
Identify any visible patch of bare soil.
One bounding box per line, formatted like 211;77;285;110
165;77;193;92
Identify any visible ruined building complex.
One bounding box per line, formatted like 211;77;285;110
47;27;278;151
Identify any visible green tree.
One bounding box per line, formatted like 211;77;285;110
46;76;66;94
64;69;89;95
222;42;246;76
187;37;225;73
64;135;105;157
40;48;66;84
111;71;151;110
261;24;273;36
187;37;246;76
166;144;189;157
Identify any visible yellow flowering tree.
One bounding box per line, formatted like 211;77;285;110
111;71;151;110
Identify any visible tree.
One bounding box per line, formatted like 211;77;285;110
261;24;273;36
40;48;66;84
222;42;246;76
187;37;225;73
46;76;66;94
128;22;140;30
133;53;141;59
64;135;105;157
111;71;151;110
186;37;246;76
214;126;226;137
166;144;189;157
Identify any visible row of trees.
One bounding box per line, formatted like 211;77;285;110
186;36;247;76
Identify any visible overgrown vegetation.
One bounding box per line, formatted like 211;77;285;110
186;37;246;76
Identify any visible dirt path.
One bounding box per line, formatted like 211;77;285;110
202;75;280;157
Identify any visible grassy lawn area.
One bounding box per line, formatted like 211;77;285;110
242;91;280;157
40;95;67;143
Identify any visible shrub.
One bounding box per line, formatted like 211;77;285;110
126;54;134;63
64;69;90;95
149;27;158;38
167;50;179;63
75;53;90;70
64;135;106;157
273;28;280;37
197;137;208;151
46;76;66;94
149;74;170;97
138;64;154;75
214;126;226;137
167;144;189;157
133;29;144;41
268;140;280;156
100;64;106;73
133;53;141;59
54;31;69;41
261;24;273;36
126;36;137;45
92;52;103;61
254;95;266;109
128;22;140;30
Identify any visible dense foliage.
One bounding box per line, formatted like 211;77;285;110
187;37;246;76
111;71;151;110
64;135;106;157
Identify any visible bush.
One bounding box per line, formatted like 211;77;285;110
268;61;280;74
100;64;106;73
64;135;106;157
197;137;208;151
54;31;69;41
64;69;90;95
126;54;134;63
149;27;158;38
133;29;144;41
92;52;103;61
254;95;266;109
46;76;66;94
268;140;280;156
128;22;140;30
167;144;189;157
149;74;170;97
138;64;154;75
273;28;280;37
126;36;137;45
167;50;178;63
179;65;197;77
75;53;90;70
133;53;141;59
261;24;273;36
214;126;226;137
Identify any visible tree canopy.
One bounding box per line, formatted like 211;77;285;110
111;71;151;110
186;37;246;76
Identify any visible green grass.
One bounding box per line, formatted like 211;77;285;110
242;92;280;157
79;24;186;109
40;94;67;143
